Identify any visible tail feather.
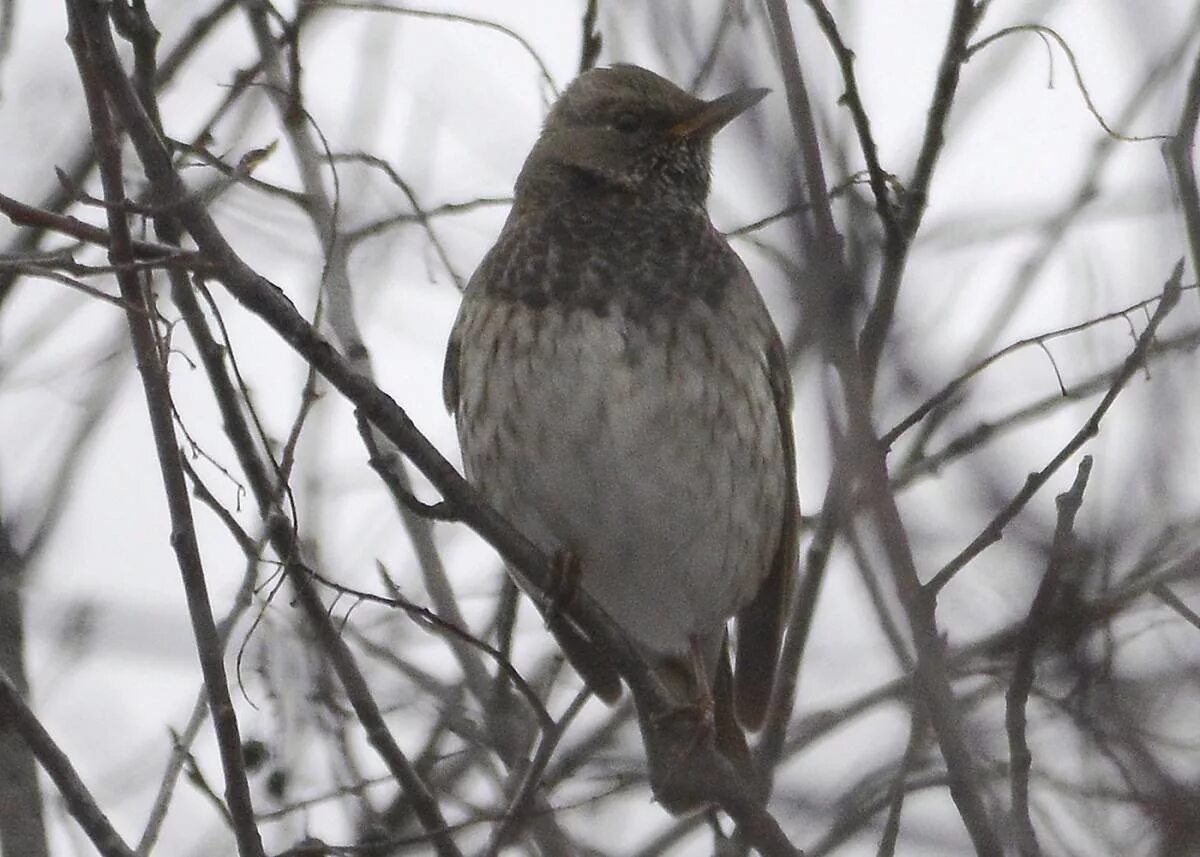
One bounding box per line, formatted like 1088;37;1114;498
633;635;761;814
734;555;790;730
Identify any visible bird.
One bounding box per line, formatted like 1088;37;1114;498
443;64;798;807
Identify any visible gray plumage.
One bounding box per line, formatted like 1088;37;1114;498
443;65;798;787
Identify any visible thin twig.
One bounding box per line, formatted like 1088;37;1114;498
761;0;841;253
316;1;559;96
882;285;1196;448
724;175;861;237
890;326;1200;494
967;25;1171;143
65;5;265;855
297;563;554;735
0;264;135;311
330;151;465;289
0;190;206;261
1165;31;1200;292
928;263;1183;594
857;0;982;395
1006;455;1094;857
1153;584;1200;634
578;0;601;74
801;0;900;246
484;689;591;855
875;703;929;857
688;0;737;94
841;359;1004;857
921;6;1200;441
343;195;511;245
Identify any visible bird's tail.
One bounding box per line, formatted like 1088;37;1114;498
633;635;761;814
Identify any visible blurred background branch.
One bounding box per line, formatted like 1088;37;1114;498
1;1;1198;855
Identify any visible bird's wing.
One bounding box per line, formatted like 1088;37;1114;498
443;252;495;416
733;297;800;732
442;321;462;416
443;221;516;415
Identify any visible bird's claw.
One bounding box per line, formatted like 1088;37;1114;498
544;548;582;626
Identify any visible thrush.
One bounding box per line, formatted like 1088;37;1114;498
443;64;798;806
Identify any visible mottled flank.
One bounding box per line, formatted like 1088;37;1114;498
443;64;797;750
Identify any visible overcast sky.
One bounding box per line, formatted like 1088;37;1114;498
2;2;1198;855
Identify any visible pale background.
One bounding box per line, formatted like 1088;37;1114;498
1;1;1198;855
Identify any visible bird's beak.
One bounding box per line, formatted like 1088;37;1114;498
669;86;770;140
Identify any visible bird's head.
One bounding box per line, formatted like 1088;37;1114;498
515;64;768;209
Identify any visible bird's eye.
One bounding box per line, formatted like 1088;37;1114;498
612;111;641;134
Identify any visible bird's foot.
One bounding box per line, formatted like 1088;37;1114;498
644;699;718;815
537;549;624;703
651;698;715;746
651;643;718;749
544;548;582;622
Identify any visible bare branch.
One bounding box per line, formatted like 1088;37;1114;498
929;263;1183;594
579;0;602;73
857;0;983;394
0;670;136;857
1006;455;1094;857
64;5;264;855
1166;34;1200;290
968;25;1172;143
